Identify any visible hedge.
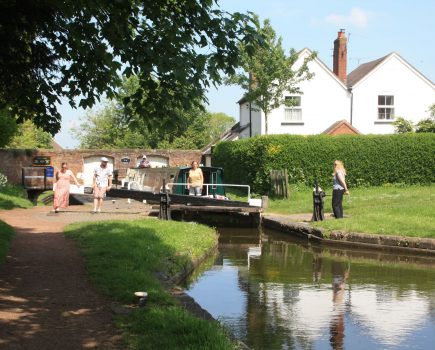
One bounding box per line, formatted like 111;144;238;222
212;133;435;194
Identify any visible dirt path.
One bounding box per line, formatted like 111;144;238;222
0;201;152;349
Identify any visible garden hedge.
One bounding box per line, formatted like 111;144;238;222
212;133;435;194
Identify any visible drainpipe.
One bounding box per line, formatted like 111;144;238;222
249;102;252;137
348;86;353;125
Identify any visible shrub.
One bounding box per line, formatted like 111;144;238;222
213;134;435;194
0;172;7;188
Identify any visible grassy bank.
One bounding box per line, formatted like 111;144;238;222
0;184;33;210
0;221;14;264
65;219;236;350
266;185;435;238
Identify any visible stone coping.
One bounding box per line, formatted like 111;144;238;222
262;214;435;256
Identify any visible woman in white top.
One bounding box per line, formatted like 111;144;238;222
332;160;349;219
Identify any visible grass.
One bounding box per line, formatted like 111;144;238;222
266;185;435;238
65;219;236;350
0;221;14;265
0;184;33;210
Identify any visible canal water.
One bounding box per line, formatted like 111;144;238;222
186;228;435;350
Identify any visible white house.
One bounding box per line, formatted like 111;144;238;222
237;30;435;137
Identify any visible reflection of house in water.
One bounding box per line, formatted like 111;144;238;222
189;231;435;350
234;239;435;350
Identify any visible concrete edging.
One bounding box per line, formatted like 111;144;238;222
262;215;435;257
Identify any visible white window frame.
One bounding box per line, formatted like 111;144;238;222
377;95;395;120
284;96;302;122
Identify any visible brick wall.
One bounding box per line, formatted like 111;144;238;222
0;149;201;185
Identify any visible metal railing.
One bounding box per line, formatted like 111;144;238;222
167;183;251;201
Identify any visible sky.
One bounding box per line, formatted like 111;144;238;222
54;0;435;148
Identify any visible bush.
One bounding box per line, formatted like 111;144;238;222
0;172;7;188
213;134;435;194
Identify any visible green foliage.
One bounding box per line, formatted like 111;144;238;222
415;117;435;133
0;1;258;135
72;77;235;150
0;109;18;147
227;17;315;134
0;221;14;265
0;172;7;188
65;220;234;349
6;120;53;149
213;134;435;194
393;117;414;133
0;184;33;210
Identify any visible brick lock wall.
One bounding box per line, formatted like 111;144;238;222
0;149;202;185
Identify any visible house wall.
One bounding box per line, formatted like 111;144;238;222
352;55;435;134
266;53;351;135
239;103;263;138
0;149;201;185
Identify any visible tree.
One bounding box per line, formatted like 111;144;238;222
392;117;414;133
71;76;236;150
7;120;53;149
0;109;18;148
0;1;258;135
227;18;315;134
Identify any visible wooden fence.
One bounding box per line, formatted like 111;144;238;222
270;169;289;198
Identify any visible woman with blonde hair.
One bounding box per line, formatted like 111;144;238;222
332;160;349;219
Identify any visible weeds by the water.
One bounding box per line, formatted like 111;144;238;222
65;219;236;350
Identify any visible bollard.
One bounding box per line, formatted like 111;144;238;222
312;182;326;221
261;196;269;209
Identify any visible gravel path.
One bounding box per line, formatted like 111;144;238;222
0;201;152;349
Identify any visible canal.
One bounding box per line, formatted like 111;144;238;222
186;227;435;350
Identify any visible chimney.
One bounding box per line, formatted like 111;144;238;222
333;29;347;84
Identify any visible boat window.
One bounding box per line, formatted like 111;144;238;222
211;172;217;190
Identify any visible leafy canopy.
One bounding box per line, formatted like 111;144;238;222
227;17;315;134
0;0;258;134
71;76;235;149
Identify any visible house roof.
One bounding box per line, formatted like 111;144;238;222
51;139;64;150
347;54;390;87
322;120;361;135
347;52;434;89
202;122;249;155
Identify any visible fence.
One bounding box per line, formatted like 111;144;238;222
270;169;289;198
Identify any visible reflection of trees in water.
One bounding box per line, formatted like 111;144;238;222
218;232;435;350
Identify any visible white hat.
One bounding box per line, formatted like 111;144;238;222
101;157;109;162
142;155;147;158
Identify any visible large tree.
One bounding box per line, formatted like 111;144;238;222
227;18;315;134
0;0;257;135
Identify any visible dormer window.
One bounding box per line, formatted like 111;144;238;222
378;95;395;120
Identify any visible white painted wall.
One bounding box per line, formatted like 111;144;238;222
351;54;435;134
239;49;351;136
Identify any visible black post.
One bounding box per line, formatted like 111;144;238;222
312;180;325;221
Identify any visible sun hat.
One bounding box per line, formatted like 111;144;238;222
142;155;147;158
101;157;109;162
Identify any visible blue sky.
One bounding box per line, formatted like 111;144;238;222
54;0;435;148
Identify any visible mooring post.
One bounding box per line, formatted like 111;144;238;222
312;181;325;221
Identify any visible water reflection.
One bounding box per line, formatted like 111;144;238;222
186;228;435;350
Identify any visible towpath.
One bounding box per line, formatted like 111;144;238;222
0;201;150;349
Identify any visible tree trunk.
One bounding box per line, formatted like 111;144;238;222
264;113;268;135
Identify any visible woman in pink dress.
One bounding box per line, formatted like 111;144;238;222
53;162;80;213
